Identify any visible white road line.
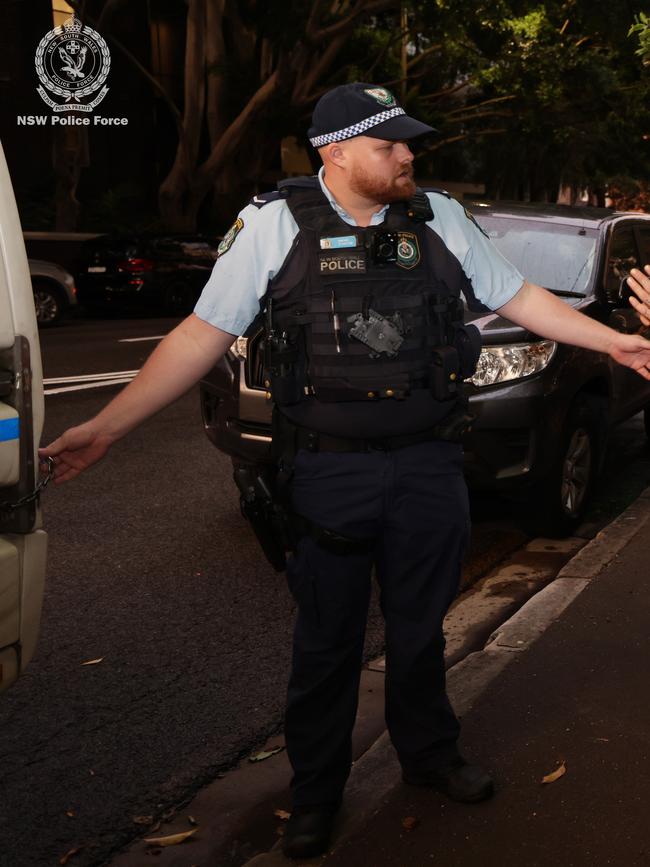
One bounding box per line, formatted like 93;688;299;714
45;376;136;396
118;335;166;343
44;370;140;385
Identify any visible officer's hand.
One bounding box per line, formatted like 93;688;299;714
38;423;114;485
627;265;650;327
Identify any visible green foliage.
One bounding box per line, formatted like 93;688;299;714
421;0;650;200
629;12;650;64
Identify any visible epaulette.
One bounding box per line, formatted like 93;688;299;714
406;187;434;222
248;189;290;209
422;187;452;199
277;175;320;192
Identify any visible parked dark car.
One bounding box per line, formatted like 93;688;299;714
199;202;650;536
76;233;221;315
28;258;77;326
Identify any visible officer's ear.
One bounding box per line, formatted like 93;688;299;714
323;142;347;169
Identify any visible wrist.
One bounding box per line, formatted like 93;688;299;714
85;414;121;447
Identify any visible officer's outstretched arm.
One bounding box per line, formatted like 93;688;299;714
38;314;236;484
497;280;650;381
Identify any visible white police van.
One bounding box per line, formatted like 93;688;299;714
0;142;47;692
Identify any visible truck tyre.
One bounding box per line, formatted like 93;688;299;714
526;395;605;537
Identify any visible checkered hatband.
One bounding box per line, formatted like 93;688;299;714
309;107;406;146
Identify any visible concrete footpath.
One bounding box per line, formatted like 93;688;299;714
109;486;650;867
244;486;650;867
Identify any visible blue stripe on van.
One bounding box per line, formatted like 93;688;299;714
0;417;20;442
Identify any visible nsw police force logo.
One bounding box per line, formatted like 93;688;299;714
35;16;110;113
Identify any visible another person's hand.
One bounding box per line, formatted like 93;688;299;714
38;423;114;485
607;330;650;380
627;265;650;327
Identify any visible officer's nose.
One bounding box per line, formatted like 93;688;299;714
395;142;414;162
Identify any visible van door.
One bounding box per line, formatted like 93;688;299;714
0;141;47;692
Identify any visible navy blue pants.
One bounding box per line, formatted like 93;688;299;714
285;440;471;807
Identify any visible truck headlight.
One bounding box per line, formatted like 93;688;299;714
231;337;249;360
468;340;556;387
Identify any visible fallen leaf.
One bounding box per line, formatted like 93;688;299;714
274;809;291;821
59;846;83;865
133;815;154;825
248;746;285;763
81;657;104;666
144;828;198;847
65;809;75;818
89;769;95;776
594;737;609;743
149;821;161;833
402;816;420;831
542;761;567;784
187;815;198;826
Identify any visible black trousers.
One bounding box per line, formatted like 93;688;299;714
285;439;471;807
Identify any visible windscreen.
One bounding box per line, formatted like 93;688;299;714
473;214;598;295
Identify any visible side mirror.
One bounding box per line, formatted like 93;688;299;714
604;275;632;307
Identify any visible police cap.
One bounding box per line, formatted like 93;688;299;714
308;82;436;148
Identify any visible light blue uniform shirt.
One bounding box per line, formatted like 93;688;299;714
194;167;524;335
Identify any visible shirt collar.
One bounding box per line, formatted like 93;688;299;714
317;166;389;227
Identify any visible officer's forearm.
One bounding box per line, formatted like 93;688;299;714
497;281;617;354
89;314;235;442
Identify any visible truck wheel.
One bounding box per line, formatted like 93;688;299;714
33;281;64;326
527;396;604;538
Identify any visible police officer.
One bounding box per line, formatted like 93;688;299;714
41;83;650;861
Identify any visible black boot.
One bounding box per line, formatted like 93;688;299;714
282;804;339;859
402;756;494;803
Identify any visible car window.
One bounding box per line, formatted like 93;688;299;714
474;216;598;295
605;226;639;295
635;226;650;267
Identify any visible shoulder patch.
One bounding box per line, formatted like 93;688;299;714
249;191;286;209
463;207;490;239
217;217;244;257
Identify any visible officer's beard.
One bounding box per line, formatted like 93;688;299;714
349;163;416;203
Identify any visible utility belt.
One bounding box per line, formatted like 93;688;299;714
287;412;474;454
234;404;475;571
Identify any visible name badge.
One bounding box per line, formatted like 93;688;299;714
320;235;358;250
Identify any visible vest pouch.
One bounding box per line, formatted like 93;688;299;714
429;345;460;401
452;323;482;379
266;332;304;405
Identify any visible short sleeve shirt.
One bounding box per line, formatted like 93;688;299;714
194;168;524;335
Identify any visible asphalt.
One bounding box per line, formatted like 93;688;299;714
107;485;650;867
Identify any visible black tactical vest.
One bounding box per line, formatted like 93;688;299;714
263;177;481;439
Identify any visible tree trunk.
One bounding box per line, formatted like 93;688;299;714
52;125;89;231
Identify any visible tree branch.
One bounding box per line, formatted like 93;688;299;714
199;69;281;184
418;127;507;154
65;0;182;134
418;80;473;103
309;0;398;44
407;43;443;70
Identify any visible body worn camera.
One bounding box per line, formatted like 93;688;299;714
371;231;399;265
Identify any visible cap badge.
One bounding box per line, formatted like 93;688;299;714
364;87;396;107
